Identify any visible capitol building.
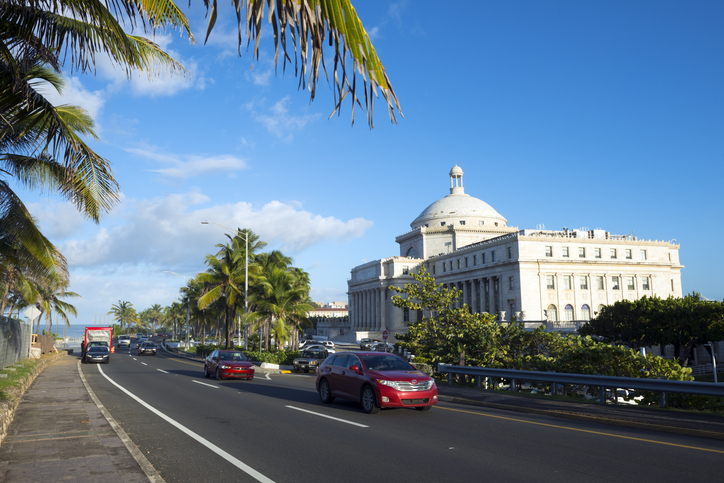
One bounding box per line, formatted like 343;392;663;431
324;166;684;343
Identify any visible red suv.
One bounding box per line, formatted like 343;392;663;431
316;351;437;414
204;350;255;380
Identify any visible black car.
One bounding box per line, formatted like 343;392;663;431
359;338;380;350
84;346;110;364
371;342;395;353
293;349;329;373
138;341;157;356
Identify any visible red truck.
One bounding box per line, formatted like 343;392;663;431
82;327;114;358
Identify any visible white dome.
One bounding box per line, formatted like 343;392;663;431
410;166;507;229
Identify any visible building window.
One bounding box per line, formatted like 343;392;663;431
495;222;499;226
546;275;555;290
403;308;409;322
491;251;496;262
449;261;453;271
596;276;604;290
563;275;572;290
610;248;617;259
642;276;650;290
627;276;635;290
465;257;468;267
578;247;585;258
482;253;486;264
403;267;409;275
432;264;436;275
671;279;674;291
625;249;632;259
612;276;620;290
546;305;558;322
594;248;601;259
508;247;512;259
473;255;477;266
509;277;514;290
441;222;446;226
545;246;553;257
580;275;588;290
460;220;466;225
443;263;446;273
457;259;461;269
564;304;574;321
640;250;647;260
562;247;569;258
581;304;591;321
479;221;484;226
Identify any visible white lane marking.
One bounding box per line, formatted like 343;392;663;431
157;369;169;374
97;366;273;483
285;406;369;428
193;380;219;389
265;374;271;380
132;358;137;360
141;362;148;366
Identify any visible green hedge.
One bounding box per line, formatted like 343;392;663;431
193;344;300;365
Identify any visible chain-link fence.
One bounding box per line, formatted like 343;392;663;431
1;316;31;370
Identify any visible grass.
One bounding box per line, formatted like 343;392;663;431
0;358;39;401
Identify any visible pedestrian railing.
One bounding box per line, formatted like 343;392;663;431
437;364;724;408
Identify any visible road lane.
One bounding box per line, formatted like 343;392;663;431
82;346;724;482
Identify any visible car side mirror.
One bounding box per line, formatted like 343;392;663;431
349;364;362;374
212;357;218;362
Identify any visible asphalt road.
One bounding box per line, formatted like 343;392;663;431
81;341;724;483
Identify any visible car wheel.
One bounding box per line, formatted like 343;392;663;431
105;360;110;364
215;368;222;380
319;379;334;404
361;386;379;414
415;405;432;412
303;369;309;373
204;365;209;378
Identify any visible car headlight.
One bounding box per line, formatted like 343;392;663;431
220;365;231;369
376;379;401;390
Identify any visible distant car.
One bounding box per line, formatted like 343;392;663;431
319;341;335;350
204;350;255;380
304;344;336;354
371;343;395;353
316;352;437;413
117;335;131;348
298;339;317;349
84;346;110;364
359;338;380;350
137;341;157;356
293;349;329;373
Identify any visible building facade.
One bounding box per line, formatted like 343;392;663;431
347;166;683;341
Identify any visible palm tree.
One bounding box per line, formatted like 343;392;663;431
145;304;164;333
30;278;80;335
108;300;136;333
249;265;312;351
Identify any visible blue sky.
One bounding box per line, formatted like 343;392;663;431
21;1;724;330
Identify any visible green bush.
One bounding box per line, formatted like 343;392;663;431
244;350;300;365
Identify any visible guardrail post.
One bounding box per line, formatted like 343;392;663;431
599;386;606;404
660;391;668;408
551;382;557;396
511;378;517;392
475;375;482;388
447;372;452;385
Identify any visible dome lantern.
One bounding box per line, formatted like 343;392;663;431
449;165;464;194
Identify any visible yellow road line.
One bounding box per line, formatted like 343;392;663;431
438;405;724;454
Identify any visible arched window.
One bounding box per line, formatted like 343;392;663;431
406;246;419;258
581;304;591;321
564;304;574;321
546;304;558;322
596;305;606;317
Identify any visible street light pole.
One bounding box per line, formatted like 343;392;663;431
202;220;249;350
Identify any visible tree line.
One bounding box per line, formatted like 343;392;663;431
109;228;313;350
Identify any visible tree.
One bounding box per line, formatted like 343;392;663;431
145;304;164;333
108;300;137;333
390;266;501;367
579;293;724;366
30;277;80;335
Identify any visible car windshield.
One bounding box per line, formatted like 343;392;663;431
301;351;323;358
360;355;413;372
219;352;247;361
88;347;109;353
142;342;155;348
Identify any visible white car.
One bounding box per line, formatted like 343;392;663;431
117;335;131;348
304;344;336;354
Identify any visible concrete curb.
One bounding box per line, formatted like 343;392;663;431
0;351;67;447
77;360;164;482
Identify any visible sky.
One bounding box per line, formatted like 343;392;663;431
18;1;724;331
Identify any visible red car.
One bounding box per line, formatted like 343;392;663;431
204;350;255;380
316;351;437;414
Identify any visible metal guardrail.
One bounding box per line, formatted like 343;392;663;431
437;364;724;408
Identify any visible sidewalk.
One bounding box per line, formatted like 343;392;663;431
0;354;160;483
436;382;724;440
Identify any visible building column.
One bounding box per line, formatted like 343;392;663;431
380;286;387;331
470;279;477;314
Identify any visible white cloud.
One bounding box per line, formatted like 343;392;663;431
247;96;320;141
41;76;106;121
55;191;373;270
125;148;248;180
26;200;87;240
